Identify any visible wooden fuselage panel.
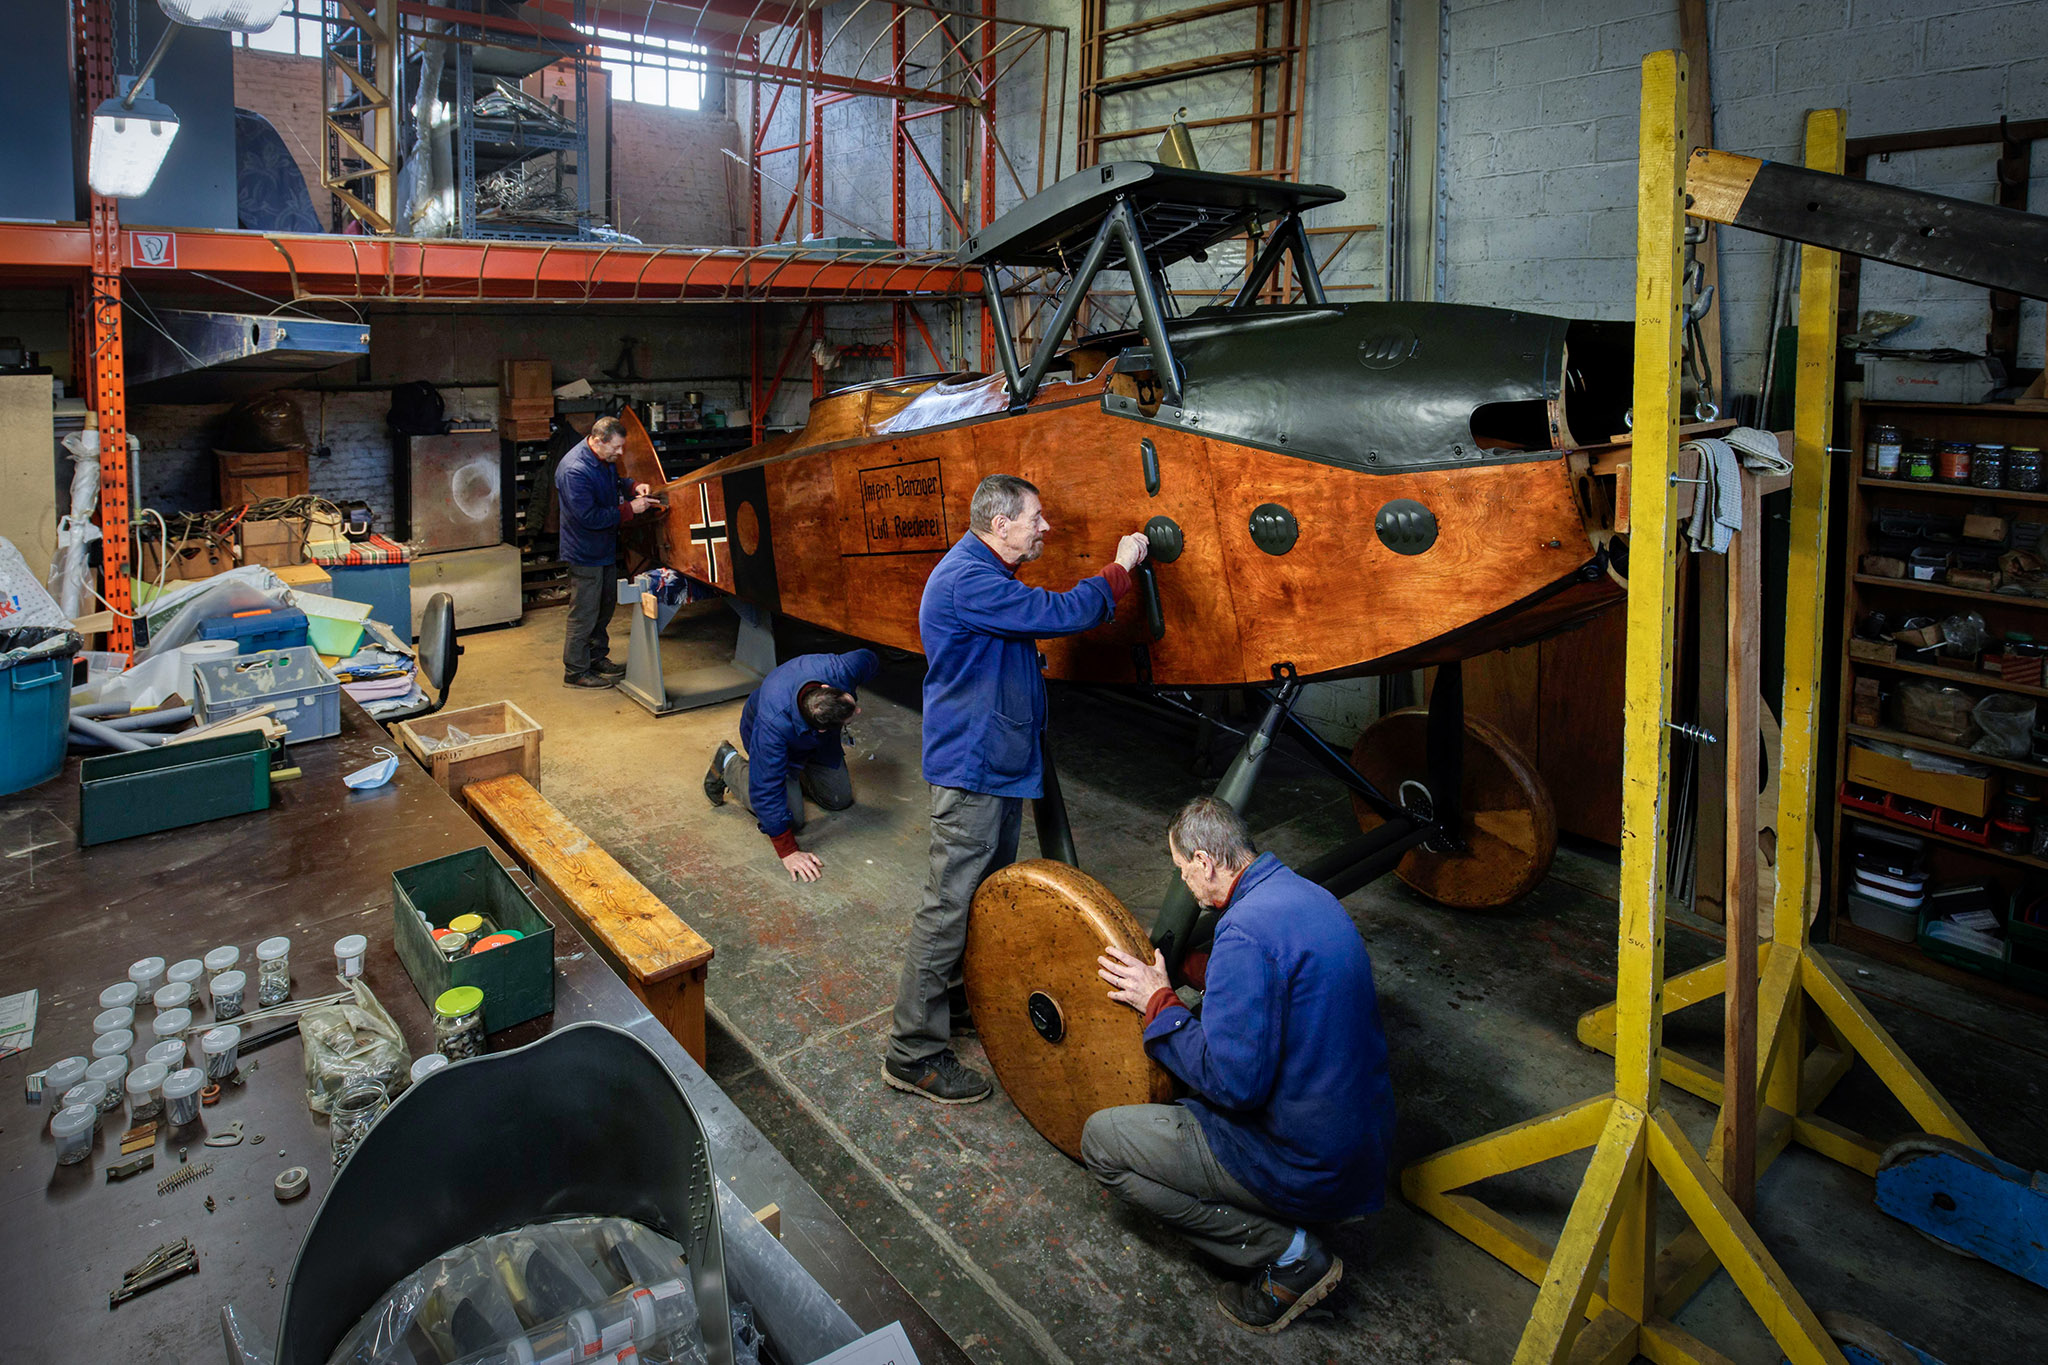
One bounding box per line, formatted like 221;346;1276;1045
653;390;1599;687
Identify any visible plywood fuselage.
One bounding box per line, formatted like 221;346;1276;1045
635;366;1618;688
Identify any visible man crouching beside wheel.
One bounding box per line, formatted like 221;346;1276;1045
1088;796;1396;1334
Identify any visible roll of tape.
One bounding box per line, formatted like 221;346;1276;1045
274;1165;311;1201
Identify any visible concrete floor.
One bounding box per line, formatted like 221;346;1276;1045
456;603;2046;1365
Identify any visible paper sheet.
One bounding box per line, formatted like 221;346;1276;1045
804;1322;921;1365
0;989;39;1060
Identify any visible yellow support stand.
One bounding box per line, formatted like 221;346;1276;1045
1571;98;1985;1177
1403;53;1856;1365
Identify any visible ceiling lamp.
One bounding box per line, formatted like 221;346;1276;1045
89;77;181;200
86;2;288;200
156;0;290;28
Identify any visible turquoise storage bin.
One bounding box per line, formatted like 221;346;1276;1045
0;627;81;797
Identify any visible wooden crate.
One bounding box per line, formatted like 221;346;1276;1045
393;700;542;795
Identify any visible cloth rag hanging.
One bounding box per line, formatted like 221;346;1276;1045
1682;427;1786;553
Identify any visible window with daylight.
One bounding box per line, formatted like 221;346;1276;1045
231;4;323;56
587;27;710;111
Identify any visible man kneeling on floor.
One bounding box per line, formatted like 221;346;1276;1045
705;648;879;882
1089;796;1396;1334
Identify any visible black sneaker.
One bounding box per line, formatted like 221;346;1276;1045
589;657;627;678
564;670;616;689
1216;1242;1342;1333
705;741;737;806
882;1050;991;1104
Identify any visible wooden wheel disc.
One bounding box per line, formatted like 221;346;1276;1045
1349;709;1557;909
963;860;1172;1159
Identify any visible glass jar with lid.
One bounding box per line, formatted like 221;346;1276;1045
1936;441;1973;484
1865;423;1903;477
432;986;486;1061
2011;447;2044;492
256;936;292;1007
1903;441;1938;482
1972;444;2005;488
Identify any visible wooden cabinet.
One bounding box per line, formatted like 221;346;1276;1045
216;448;308;507
1832;399;2048;1011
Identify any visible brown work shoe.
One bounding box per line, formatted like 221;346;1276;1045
1216;1243;1342;1333
882;1050;991;1104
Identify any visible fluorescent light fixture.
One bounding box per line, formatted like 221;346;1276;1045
158;0;289;30
89;80;180;199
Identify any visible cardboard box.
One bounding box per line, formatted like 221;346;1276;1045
1862;356;1999;405
274;562;332;595
238;519;306;569
1846;745;1993;818
136;534;232;584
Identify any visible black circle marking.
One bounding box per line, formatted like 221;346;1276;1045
1027;991;1065;1044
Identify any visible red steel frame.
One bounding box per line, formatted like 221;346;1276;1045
77;0;133;650
742;0;1066;442
49;0;1066;617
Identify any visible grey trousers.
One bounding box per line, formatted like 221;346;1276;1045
724;750;855;828
563;563;618;673
1082;1103;1297;1269
886;785;1022;1067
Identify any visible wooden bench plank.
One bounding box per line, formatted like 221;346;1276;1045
463;773;713;1062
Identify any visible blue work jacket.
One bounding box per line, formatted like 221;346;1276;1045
554;440;634;566
918;533;1120;798
738;649;881;841
1145;852;1397;1222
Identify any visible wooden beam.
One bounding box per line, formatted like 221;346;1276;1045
1719;473;1763;1214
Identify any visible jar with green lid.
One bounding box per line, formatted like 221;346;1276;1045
2011;448;2043;492
1903;442;1937;482
433;986;486;1061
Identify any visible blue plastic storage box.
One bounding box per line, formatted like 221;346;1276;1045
0;627;82;796
193;646;341;745
198;607;310;655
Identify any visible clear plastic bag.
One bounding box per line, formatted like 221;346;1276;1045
325;1216;708;1365
1940;611;1988;658
1971;693;2037;758
301;978;412;1116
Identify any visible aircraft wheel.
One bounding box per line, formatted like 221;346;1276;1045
963;860;1173;1160
1349;709;1557;910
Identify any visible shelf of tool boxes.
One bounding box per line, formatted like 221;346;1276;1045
1835;399;2048;1009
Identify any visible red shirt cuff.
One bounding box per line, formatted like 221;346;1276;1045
1142;986;1183;1027
1100;563;1133;599
618;500;636;524
769;829;800;858
1180;949;1210;992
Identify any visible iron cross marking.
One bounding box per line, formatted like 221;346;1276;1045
690;481;727;584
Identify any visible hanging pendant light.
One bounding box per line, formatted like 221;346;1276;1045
89;77;181;200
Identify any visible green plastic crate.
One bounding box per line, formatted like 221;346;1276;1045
1915;906;2009;982
78;730;272;846
392;847;556;1034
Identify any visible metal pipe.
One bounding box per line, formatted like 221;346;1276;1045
98;706;193;732
982;273;1026;400
1009;205;1122;405
1109;199;1184;407
70;715;150;751
121;25;181;109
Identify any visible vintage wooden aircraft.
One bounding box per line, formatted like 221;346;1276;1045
621;161;1646;1154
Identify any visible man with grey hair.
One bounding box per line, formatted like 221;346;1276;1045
883;473;1150;1103
1089;795;1395;1333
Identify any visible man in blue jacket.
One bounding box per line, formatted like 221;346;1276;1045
554;415;657;688
705;648;880;882
883;473;1149;1103
1089;796;1395;1334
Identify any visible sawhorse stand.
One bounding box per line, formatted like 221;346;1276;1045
615;576;775;717
1402;58;1913;1365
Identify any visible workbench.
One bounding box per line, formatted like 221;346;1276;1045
0;697;965;1364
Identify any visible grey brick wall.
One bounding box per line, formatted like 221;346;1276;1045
1445;0;2048;399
